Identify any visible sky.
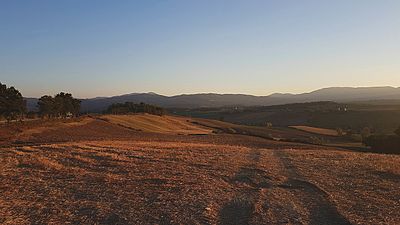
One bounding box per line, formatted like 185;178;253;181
1;0;399;98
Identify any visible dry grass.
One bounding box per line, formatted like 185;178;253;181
1;138;399;224
281;149;400;225
15;117;93;140
1;116;399;224
290;125;339;136
0;117;91;145
100;114;213;135
0;140;252;224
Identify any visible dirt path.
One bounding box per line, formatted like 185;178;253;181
218;149;352;225
4;137;397;224
218;149;269;225
273;150;351;225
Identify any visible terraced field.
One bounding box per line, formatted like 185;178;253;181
1;115;399;224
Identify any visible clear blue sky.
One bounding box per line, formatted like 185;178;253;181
1;0;399;98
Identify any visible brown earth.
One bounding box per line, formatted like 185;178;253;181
0;115;399;224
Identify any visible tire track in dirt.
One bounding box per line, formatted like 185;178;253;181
218;149;271;225
218;148;353;225
273;150;352;225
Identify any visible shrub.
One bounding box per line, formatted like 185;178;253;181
363;135;400;154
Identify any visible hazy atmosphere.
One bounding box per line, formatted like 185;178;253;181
2;1;400;225
1;0;399;98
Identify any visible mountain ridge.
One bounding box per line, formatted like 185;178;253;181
25;86;400;112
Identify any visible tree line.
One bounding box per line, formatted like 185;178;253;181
0;82;81;121
1;82;167;122
107;102;166;116
38;93;80;118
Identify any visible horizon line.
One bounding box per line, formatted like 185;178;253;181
22;85;399;99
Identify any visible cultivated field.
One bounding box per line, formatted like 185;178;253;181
1;115;399;224
100;114;212;135
290;126;339;136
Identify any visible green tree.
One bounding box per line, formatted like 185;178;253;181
54;93;69;117
38;95;55;118
0;82;26;121
0;83;6;117
38;92;80;118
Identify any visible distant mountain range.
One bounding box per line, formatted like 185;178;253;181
25;86;400;112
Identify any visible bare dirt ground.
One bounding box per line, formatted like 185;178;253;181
1;115;399;224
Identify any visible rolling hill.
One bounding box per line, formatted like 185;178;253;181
98;114;213;135
25;86;400;112
1;113;399;224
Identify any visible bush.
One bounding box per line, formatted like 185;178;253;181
363;135;400;154
310;136;326;145
26;111;37;119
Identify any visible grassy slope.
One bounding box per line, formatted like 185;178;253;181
97;114;368;150
1;140;399;224
99;114;212;135
1;114;365;151
1;115;399;224
0;117;92;145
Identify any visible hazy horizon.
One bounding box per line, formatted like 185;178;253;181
1;1;399;98
13;85;398;99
